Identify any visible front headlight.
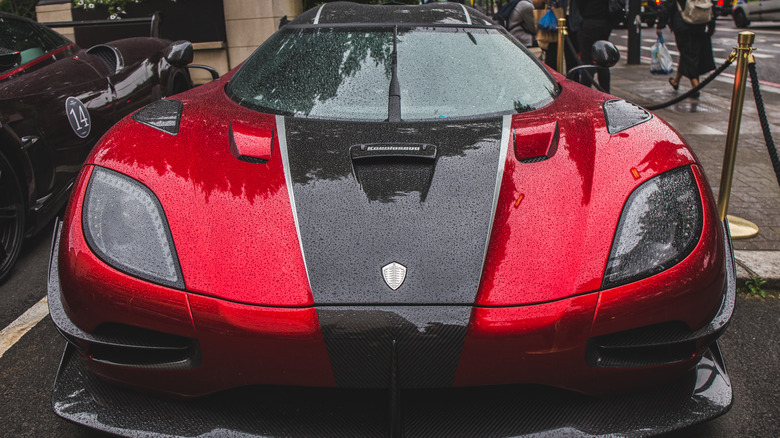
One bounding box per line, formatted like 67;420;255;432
82;166;184;289
603;166;702;289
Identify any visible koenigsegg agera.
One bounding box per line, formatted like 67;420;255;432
48;3;735;436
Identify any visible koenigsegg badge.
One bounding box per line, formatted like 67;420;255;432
66;97;91;138
382;262;407;290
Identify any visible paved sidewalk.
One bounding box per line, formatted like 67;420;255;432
608;61;780;285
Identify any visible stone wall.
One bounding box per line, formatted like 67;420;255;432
35;0;304;83
35;2;74;42
223;0;303;69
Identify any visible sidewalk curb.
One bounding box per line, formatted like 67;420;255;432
734;250;780;288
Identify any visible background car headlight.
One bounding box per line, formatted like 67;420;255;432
603;166;702;289
82;167;184;289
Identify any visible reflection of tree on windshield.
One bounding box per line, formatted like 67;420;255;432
232;29;395;117
230;27;555;121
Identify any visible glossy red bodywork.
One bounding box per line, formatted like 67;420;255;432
56;73;728;396
86;78;313;307
455;166;724;394
59;165;335;397
479;83;700;306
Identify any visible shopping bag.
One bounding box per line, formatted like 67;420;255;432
650;34;674;75
533;7;563;50
537;8;559;32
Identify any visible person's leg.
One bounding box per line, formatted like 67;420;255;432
670;71;682;89
690;76;701;98
544;42;559;71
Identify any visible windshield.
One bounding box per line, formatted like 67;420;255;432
227;26;556;121
0;16;70;74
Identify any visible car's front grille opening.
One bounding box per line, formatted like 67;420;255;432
586;321;698;368
87;323;199;369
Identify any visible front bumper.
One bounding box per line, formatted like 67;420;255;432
53;340;731;437
49;215;737;436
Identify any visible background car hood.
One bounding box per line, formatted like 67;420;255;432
87;79;699;306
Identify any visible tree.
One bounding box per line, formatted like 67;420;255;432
0;0;38;19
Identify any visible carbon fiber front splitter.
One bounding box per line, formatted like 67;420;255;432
53;342;732;438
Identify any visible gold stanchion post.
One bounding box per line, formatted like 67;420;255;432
556;18;567;75
717;32;759;239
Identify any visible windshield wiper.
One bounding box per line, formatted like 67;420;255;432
388;25;401;123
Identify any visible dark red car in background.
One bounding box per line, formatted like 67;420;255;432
0;12;194;283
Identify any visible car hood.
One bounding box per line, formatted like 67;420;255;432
86;79;699;307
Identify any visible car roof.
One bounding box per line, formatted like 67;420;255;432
289;1;495;27
0;11;39;25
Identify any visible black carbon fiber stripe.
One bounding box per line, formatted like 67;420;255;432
282;118;503;305
317;306;471;388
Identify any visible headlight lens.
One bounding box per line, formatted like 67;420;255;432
82;167;184;289
603;166;702;289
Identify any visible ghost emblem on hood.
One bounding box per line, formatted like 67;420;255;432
382;262;407;290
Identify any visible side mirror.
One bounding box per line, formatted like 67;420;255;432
163;40;193;67
187;64;220;81
592;41;620;68
565;40;620;82
0;49;21;70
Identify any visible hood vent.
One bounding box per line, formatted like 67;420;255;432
349;143;437;202
229;121;274;163
513;121;559;163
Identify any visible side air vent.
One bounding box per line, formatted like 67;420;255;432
603;99;652;135
586;321;698;368
87;323;199;369
133;99;183;135
86;45;121;74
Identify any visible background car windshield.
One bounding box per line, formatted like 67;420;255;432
0;17;67;72
228;27;556;120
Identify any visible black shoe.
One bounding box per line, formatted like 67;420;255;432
668;78;679;91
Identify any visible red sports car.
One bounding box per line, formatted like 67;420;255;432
48;2;734;436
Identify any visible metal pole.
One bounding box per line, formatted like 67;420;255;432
627;0;641;64
717;32;759;238
557;18;567;75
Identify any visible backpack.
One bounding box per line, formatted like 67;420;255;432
677;0;713;25
493;0;521;30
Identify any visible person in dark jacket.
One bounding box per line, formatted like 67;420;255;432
508;0;537;47
656;0;716;97
576;0;612;92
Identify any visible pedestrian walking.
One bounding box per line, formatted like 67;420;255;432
656;0;716;98
576;0;612;92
